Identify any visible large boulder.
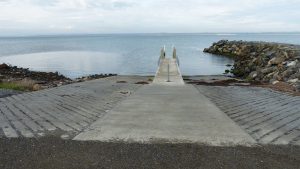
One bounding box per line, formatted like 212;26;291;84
0;63;9;70
268;56;285;65
261;67;276;74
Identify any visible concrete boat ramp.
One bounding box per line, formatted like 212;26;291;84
1;47;300;146
75;48;255;145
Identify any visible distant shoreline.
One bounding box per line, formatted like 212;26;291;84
1;32;300;38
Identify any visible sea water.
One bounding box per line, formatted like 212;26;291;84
0;33;300;78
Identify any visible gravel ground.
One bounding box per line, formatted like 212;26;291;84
0;137;299;169
0;89;22;98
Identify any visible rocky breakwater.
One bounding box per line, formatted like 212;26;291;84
204;40;300;92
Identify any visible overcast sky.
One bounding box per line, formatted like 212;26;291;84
0;0;300;35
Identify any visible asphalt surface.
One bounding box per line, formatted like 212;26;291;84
0;137;299;169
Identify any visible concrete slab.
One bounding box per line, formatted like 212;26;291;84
74;84;256;145
0;76;147;138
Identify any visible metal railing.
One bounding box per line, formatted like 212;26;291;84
158;46;180;66
173;47;180;66
158;45;166;65
156;46;180;83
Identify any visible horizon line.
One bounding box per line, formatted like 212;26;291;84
1;32;300;38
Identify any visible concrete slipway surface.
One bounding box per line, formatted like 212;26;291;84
74;84;255;145
1;58;300;168
75;58;255;145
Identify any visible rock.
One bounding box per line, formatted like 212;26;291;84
287;60;297;67
261;67;275;74
32;84;41;91
249;71;258;79
203;48;209;52
268;56;285;65
265;51;276;58
288;78;299;83
0;63;9;70
282;68;297;79
272;80;280;85
289;72;300;79
56;82;64;87
204;40;300;87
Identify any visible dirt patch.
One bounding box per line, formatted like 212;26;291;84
76;74;117;82
116;81;128;83
187;78;300;96
187;79;255;86
256;82;300;96
0;137;299;169
135;81;149;85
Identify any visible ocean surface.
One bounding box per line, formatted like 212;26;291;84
0;33;300;78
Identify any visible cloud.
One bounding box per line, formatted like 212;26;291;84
0;0;299;35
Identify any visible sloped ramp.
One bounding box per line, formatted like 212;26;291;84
74;84;255;145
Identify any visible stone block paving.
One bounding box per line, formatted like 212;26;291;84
0;76;146;139
195;85;300;145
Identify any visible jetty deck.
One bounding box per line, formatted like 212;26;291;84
152;58;184;85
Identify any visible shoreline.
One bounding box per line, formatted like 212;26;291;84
2;40;300;98
0;63;117;92
1;71;299;98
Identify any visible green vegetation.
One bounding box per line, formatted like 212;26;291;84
148;77;153;82
0;82;27;91
224;69;230;74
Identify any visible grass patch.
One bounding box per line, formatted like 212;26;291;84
0;82;26;91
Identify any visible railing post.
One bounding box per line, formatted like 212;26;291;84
167;63;170;82
160;47;164;59
173;47;176;59
159;46;166;66
173;47;179;66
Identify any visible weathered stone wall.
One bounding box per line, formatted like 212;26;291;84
204;40;300;91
